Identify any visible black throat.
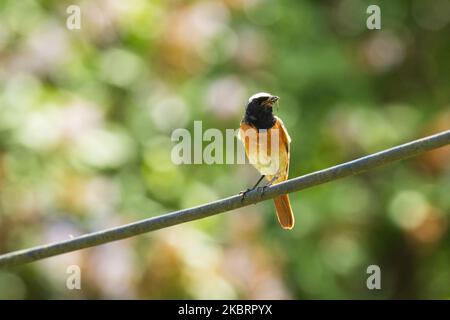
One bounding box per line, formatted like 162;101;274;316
243;104;276;130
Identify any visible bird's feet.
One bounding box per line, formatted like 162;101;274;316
257;185;271;198
239;188;252;202
258;175;278;197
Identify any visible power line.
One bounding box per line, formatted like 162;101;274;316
0;130;449;268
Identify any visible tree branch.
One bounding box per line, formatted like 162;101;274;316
0;130;449;268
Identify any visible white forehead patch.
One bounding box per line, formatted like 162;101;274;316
248;92;272;102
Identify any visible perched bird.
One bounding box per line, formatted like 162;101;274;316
238;92;295;230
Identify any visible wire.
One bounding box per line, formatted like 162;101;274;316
0;129;449;268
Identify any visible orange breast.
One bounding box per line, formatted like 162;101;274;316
238;117;290;182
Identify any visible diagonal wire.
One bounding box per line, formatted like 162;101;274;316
0;130;449;268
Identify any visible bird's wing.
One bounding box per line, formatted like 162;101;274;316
274;116;291;179
274;116;291;144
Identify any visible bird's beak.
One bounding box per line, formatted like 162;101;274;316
269;96;279;103
263;95;279;107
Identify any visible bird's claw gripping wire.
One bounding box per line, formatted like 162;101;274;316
239;188;252;203
257;185;270;198
257;175;278;198
239;175;266;203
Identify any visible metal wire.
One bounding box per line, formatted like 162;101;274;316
0;129;449;268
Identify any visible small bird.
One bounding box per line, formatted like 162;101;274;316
238;92;295;230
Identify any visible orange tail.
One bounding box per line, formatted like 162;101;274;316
273;194;295;230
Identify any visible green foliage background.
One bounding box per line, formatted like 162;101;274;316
0;0;449;299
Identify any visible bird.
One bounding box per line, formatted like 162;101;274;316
237;92;295;230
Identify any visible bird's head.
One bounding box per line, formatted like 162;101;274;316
244;92;279;129
246;92;279;111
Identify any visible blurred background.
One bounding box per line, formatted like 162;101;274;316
0;0;449;299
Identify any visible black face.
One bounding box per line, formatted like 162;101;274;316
243;95;279;129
